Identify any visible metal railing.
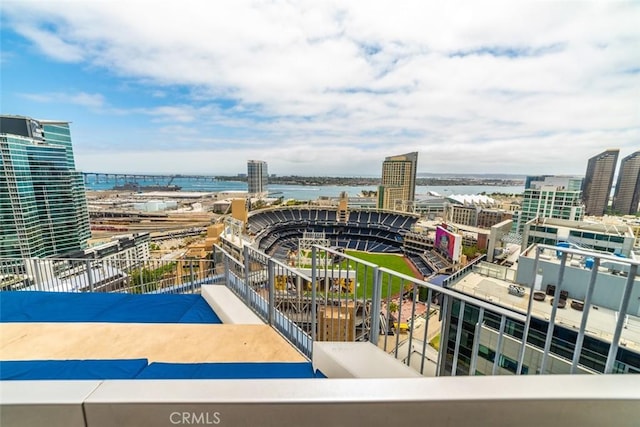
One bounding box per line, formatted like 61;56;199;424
0;257;221;294
213;245;314;358
4;241;639;376
211;243;530;375
219;243;640;377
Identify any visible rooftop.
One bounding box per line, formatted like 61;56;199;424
528;217;635;237
448;194;496;205
450;269;640;354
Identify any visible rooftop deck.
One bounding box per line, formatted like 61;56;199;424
0;323;305;363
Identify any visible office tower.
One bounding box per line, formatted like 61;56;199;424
582;149;619;216
516;176;584;233
613;151;640;215
377;151;418;211
0;115;91;258
247;160;268;196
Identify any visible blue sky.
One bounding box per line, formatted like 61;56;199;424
1;1;639;176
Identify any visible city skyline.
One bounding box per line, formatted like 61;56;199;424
1;1;639;176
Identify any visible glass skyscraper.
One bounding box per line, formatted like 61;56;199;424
0;115;91;258
612;151;640;215
582;149;619;216
516;176;584;233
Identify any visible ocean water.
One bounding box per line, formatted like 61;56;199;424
85;178;523;200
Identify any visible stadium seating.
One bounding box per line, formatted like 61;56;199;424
247;208;418;260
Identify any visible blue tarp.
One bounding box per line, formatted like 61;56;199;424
0;291;221;324
0;360;326;380
0;359;148;380
136;362;322;379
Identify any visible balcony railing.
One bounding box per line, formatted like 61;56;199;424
3;242;639;376
0;257;221;294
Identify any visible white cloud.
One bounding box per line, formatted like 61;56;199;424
20;91;105;108
3;0;640;175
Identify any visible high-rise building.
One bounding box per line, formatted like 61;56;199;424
247;160;268;196
582;149;619;216
516;176;584;233
377;151;418;211
0;115;91;258
612;151;640;215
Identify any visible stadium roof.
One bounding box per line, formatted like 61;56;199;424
447;194;496;206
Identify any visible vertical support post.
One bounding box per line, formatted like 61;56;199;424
268;259;275;326
436;294;451;377
517;246;541;374
32;260;42;291
540;251;567;374
243;245;251;306
369;266;382;345
420;288;433;375
311;246;318;343
394;280;404;359
189;261;195;293
406;282;418;367
604;264;638;374
492;315;507;375
451;300;466;375
469;307;485;376
571;257;600;373
223;255;230;289
86;260;95;293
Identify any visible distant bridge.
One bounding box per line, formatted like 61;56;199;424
82;172;218;185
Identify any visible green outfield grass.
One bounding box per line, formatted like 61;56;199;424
341;250;419;299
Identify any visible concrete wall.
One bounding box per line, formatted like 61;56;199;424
3;377;639;427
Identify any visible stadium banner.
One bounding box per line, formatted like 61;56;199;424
435;226;462;263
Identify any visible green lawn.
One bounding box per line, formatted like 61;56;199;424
340;251;419;299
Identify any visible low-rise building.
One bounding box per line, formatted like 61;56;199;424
443;244;640;375
521;217;636;257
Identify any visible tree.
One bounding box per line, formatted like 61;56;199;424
388;301;398;315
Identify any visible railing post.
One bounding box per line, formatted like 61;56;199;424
311;246;317;343
605;264;638;374
268;259;275;326
139;267;144;293
517;245;541;375
186;261;193;294
32;259;43;291
86;260;95;293
469;307;485;376
451;300;466;375
540;251;568;374
243;245;251;305
492;315;507;375
369;266;382;345
223;254;230;288
406;282;418;367
436;294;451;376
571;257;600;373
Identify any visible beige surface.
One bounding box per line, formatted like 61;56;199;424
0;323;306;363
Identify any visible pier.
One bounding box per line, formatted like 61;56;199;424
82;173;218;186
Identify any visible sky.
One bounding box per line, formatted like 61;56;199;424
1;1;639;176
